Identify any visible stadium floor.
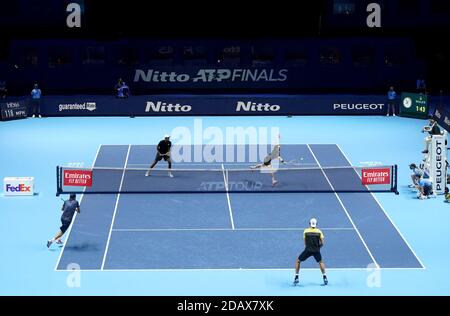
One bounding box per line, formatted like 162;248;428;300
0;115;449;295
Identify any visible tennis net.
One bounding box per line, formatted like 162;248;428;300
56;164;398;195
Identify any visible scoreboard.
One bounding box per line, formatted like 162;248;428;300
0;100;28;121
399;92;428;119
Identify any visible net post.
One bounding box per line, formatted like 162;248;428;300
56;166;61;196
393;164;399;195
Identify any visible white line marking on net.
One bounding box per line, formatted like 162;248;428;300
222;164;235;230
61;165;366;172
335;144;425;269
54;144;102;271
101;144;131;270
54;266;425;272
306;144;380;269
111;227;355;232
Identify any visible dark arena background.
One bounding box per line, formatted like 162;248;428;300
1;0;450;304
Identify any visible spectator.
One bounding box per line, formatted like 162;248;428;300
114;78;130;98
0;81;7;99
30;83;42;118
117;81;130;98
416;78;426;94
386;86;397;117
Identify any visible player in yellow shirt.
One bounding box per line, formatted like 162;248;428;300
293;218;328;286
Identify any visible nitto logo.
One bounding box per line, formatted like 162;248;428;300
5;184;31;192
134;69;288;83
145;101;192;113
236;101;281;112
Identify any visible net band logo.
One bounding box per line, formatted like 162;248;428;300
63;170;93;187
5;183;31;192
361;168;391;185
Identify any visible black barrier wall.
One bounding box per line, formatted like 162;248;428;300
22;94;390;116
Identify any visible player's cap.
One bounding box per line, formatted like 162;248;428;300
164;134;170;138
309;218;317;228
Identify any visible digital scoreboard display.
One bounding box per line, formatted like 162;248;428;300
399;92;428;119
0;101;28;121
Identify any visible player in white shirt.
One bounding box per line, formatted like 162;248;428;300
250;145;285;186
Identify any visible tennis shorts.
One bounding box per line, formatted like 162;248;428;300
298;250;322;263
60;220;71;233
154;153;171;162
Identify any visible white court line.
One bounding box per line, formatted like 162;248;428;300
306;144;380;269
100;144;131;270
336;144;426;269
112;227;355;232
54;144;102;271
55;267;425;272
222;164;235;230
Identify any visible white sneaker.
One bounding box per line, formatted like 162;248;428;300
145;171;150;177
408;184;416;188
168;172;174;178
272;180;278;187
393;114;396;117
386;114;389;116
32;115;36;118
418;195;427;200
38;114;42;118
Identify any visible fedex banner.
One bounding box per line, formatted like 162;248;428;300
361;168;391;185
63;170;93;187
3;177;34;196
39;94;388;116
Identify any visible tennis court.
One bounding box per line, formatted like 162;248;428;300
56;144;423;271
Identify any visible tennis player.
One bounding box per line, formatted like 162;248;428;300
250;145;285;186
293;218;328;286
146;134;173;177
47;194;80;248
409;163;424;188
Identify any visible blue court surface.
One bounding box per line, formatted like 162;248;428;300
1;115;449;295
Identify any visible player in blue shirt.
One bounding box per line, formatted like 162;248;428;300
47;194;80;248
30;83;42;118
